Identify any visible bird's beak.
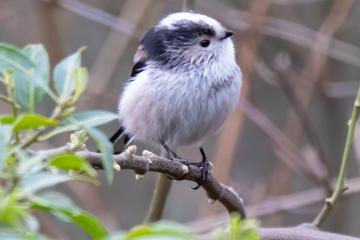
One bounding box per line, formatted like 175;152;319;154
220;30;234;40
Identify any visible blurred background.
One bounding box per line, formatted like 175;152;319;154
1;0;360;239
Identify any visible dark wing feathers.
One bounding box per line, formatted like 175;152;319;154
130;61;146;78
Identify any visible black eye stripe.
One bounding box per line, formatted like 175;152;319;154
172;21;215;37
202;28;214;36
139;22;216;68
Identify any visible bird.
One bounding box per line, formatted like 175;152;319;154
110;12;242;189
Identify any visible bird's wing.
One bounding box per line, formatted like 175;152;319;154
111;31;155;149
111;42;149;149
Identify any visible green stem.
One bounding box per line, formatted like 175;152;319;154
4;72;20;143
313;86;360;226
19;105;63;149
144;174;173;223
6;105;64;159
144;150;173;223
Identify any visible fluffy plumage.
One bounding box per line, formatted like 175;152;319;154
117;12;242;150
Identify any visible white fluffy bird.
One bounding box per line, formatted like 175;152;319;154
111;12;242;188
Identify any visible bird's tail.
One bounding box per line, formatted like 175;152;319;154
109;126;134;154
109;126;126;144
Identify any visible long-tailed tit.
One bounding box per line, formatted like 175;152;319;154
110;12;242;188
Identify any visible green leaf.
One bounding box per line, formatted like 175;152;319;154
42;111;117;139
0;228;24;240
0;42;34;73
49;154;97;177
13;114;58;131
54;48;84;101
0;42;56;102
17;153;47;176
0;115;16;124
125;222;196;240
19;44;50;111
0;190;29;227
23;214;40;232
20;172;98;195
20;173;74;195
214;214;260;240
71;67;88;103
0;227;49;240
31;192;108;240
87;127;114;184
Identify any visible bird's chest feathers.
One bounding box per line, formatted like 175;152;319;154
151;70;232;101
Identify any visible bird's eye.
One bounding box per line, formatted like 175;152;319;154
200;40;210;48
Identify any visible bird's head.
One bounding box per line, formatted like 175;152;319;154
142;12;235;70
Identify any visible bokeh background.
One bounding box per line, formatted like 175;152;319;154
1;0;360;239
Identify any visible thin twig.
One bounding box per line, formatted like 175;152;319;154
258;225;360;240
51;0;143;39
313;87;360;226
4;72;20;143
200;0;360;67
0;94;19;109
239;99;327;184
199;225;360;240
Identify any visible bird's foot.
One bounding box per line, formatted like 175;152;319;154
161;143;186;180
162;143;181;160
187;158;210;190
165;158;211;187
161;144;211;188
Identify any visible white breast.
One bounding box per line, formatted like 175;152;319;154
118;59;242;147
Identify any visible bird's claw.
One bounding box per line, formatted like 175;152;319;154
191;159;210;190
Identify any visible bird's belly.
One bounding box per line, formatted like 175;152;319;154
119;71;240;147
171;88;235;146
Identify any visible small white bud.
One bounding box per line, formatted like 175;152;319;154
113;163;121;172
126;145;137;156
181;165;189;174
355;100;360;107
135;174;144;180
142;150;154;163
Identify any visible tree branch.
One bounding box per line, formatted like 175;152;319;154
258;225;360;240
198;224;360;240
190;177;360;234
38;147;247;219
